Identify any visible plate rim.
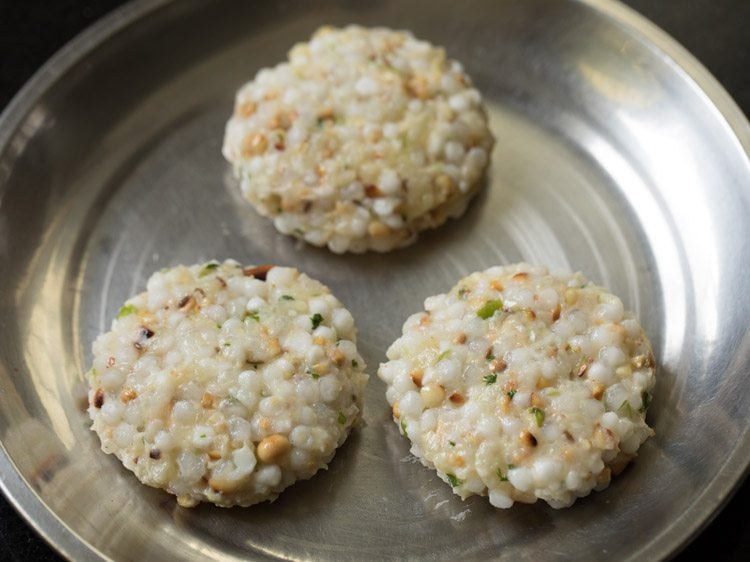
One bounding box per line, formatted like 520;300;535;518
1;0;749;560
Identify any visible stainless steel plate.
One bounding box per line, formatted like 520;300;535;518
1;0;749;560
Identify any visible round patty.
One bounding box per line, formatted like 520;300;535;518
86;261;368;507
223;25;494;253
378;264;655;509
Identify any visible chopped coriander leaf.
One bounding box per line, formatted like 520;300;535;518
530;407;545;427
640;391;651;413
436;350;451;362
280;295;294;301
351;359;359;368
198;262;219;277
223;342;231;347
337;412;346;425
117;304;137;319
507;389;517;400
449;440;456;447
310;371;320;379
244;311;260;322
483;373;497;385
508;464;516;470
486;351;496;361
199;434;206;439
477;299;503;319
446;473;463;487
496;468;509;482
619;399;633;418
400;418;408;439
311;313;323;329
458;287;469;299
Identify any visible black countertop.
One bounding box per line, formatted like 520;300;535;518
1;1;748;560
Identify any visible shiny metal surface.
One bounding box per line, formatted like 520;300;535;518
1;0;749;559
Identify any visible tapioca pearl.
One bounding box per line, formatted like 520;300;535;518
228;417;252;443
192;426;214;448
100;369;125;390
489;489;513;509
265;266;297;286
603;384;629;412
620;432;643;455
263;358;294;382
232;445;257;475
568;335;595;356
274;381;297;400
99;400;125;426
591;325;624;347
170;401;195;425
476;416;502;439
320;376;342;402
633;369;653;388
532;459;563;485
312;326;336;342
153;430;176;452
599;346;627;368
238;369;262;393
289;448;313;471
399;391;422;417
259;397;284;416
596;295;624;323
202;304;228;325
621;318;642;337
512;391;531;409
424;294;449;312
331;308;355;336
113;423;136;449
227;276;265;297
255;464;282;487
246;297;266;312
308;298;330;316
508;467;534;492
600;411;620;431
378;359;407;384
377;168;401;195
420;409;438;432
433;358;460;386
565;471;583;490
588;362;615;386
282;330;313;354
177;451;206;483
385;387;400;406
538;287;560;309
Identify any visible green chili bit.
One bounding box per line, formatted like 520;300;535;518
446;473;463;487
311;313;323;329
619;399;633;418
530;407;545;427
351;359;359;368
508;464;516;470
308;369;320;379
198;262;219;277
483;373;497;385
280;295;294;301
640;391;651;413
506;389;517;400
496;468;509;482
336;412;346;425
436;350;451;363
477;299;503;320
117;304;137;319
449;440;456;447
400;418;409;439
457;287;469;299
244;311;260;322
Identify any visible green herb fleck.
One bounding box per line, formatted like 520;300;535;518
294;228;305;236
199;433;206;439
484;374;497;385
546;389;561;397
351;359;359;368
310;371;320;379
280;295;294;301
223;342;231;347
400;418;409;439
117;304;137;319
486;351;496;361
311;313;323;329
507;389;517;400
436;350;451;363
496;468;509;482
449;440;456;447
619;399;633;418
508;464;516;470
640;391;651;413
337;412;346;425
446;473;463;487
530;407;545;427
477;299;503;320
199;262;219;277
244;311;260;322
458;287;469;299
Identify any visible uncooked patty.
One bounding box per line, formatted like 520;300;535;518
223;25;494;253
86;260;368;507
378;264;655;509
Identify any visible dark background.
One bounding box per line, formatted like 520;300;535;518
0;1;748;560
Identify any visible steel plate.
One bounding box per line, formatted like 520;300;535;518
1;0;749;560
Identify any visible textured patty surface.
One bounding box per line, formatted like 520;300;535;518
86;261;368;507
378;264;655;509
223;25;494;253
